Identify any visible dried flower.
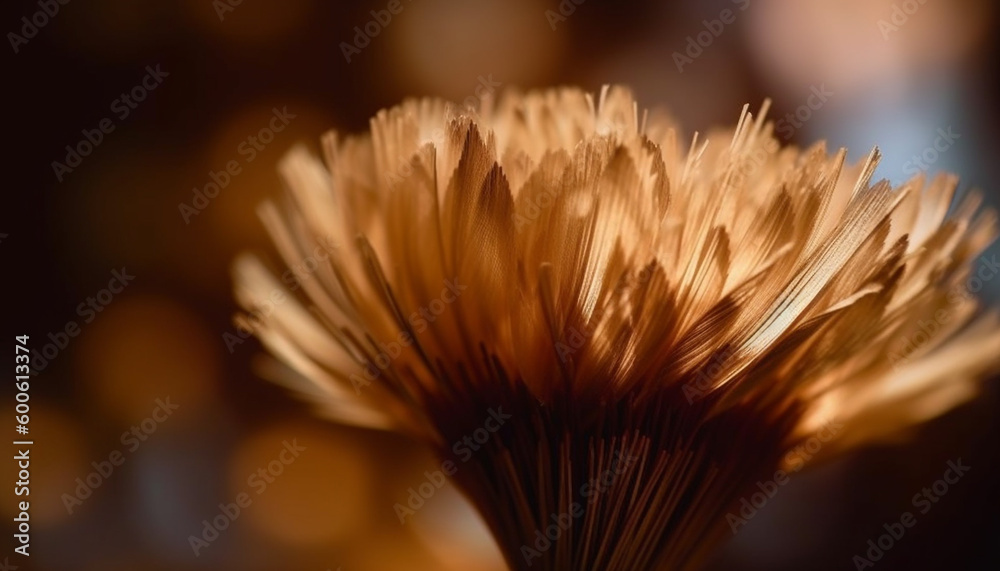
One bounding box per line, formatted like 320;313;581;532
233;86;1000;570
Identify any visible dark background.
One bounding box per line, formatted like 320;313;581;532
2;0;999;569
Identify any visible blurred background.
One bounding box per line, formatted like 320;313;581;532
3;0;999;569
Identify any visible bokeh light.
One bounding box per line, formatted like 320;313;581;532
7;0;1000;568
227;420;374;546
77;295;221;421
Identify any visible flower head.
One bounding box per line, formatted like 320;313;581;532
234;86;1000;570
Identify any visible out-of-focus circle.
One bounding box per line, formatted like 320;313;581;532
390;0;563;97
202;101;336;249
228;421;373;545
746;0;995;93
77;295;221;421
1;406;87;526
